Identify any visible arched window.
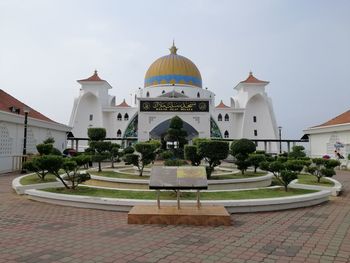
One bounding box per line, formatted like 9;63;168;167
124;113;129;121
218;114;222;121
197;92;200;98
224;114;229;121
146;91;150;97
162;90;165;94
117;129;122;137
224;130;229;138
117;113;122;121
134;95;137;104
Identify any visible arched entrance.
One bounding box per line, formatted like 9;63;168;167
149;118;199;141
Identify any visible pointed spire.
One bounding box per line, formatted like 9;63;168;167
169;40;178;55
216;100;230;108
240;71;269;84
116;99;130;107
78;70;104;82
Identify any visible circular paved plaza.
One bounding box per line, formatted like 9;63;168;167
1;171;350;263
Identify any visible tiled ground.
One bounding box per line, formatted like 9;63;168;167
0;171;350;262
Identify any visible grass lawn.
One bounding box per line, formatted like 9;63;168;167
297;174;334;187
43;187;316;200
20;174;57;185
88;170;149;180
210;171;267;180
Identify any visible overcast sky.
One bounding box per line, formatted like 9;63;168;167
1;0;349;139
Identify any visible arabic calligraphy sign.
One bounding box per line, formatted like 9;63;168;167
140;100;209;112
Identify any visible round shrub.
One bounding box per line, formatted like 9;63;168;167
164;159;187;166
160;150;174;160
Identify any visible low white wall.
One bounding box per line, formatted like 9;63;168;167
25;189;331;214
289;177;342;196
12;173;65;194
90;173;273;190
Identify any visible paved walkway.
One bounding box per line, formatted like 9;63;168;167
0;171;350;263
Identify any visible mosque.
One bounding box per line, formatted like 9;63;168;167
69;43;279;151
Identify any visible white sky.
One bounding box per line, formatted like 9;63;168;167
1;0;349;139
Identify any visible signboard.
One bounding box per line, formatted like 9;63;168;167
149;166;208;190
140;100;209;112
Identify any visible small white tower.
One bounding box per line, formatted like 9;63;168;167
69;70;115;138
233;72;279;149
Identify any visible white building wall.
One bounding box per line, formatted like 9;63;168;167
70;73;279;153
306;124;350;158
138;111;210;141
0;112;70;174
70;92;103;138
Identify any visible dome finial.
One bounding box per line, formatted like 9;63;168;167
169;40;178;55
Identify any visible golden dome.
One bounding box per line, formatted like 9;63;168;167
144;43;202;88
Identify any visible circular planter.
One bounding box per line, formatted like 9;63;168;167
88;173;273;190
24;188;331;214
289;177;342;196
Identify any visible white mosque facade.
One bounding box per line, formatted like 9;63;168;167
69;44;279;151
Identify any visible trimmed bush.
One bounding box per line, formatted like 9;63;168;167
36;143;53;155
87;128;106;141
123;146;135;155
164;159;187;166
230;139;256;175
197;140;229;178
184;145;202;166
160;150;174;160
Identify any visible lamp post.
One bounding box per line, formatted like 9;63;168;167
278;126;282;154
21;107;30;173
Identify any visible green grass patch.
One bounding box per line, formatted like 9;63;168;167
20;174;57;185
297;174;334;187
88;170;149;180
43;187;316;200
210;171;267;180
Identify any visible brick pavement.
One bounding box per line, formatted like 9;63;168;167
0;171;350;262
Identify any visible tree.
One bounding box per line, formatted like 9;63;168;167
288;145;306;159
88;128;106;141
230;139;256;175
260;160;303;191
50;147;62;156
24;139;59;179
87;128;110;172
197;140;229;178
164;116;188;156
306;158;340;183
230;139;256;156
90;141;111;172
62;155;91;190
37;155;70;189
43;137;55;144
36;143;53;155
109;143;121;168
23;157;49;181
123;146;135;154
247;153;266;173
126;141;160;176
184;145;202;166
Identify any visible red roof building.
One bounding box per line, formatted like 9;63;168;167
116;99;131;107
315;110;350;128
78;70;104;82
215;100;230;109
240;72;269;84
0;89;55;123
